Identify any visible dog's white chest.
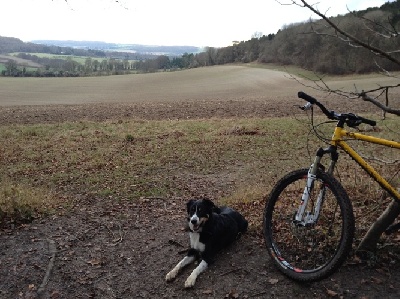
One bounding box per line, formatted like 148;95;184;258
189;232;205;252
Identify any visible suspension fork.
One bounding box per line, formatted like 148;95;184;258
294;145;338;226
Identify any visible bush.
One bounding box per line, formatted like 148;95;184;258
0;182;55;228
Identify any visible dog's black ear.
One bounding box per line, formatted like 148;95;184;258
202;198;216;211
186;199;196;214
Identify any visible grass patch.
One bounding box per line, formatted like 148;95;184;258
0;117;309;217
0;179;59;227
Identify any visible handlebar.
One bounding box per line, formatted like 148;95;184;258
298;91;376;127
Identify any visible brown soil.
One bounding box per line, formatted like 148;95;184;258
1;99;400;299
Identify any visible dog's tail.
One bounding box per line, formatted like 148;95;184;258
240;218;248;234
233;211;248;234
236;217;248;240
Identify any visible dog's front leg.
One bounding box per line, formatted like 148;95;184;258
165;255;195;282
184;260;208;288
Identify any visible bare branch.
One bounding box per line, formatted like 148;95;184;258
360;92;400;116
308;23;364;48
349;9;399;39
298;0;400;66
286;71;400;116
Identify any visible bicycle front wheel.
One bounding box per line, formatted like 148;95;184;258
263;168;354;282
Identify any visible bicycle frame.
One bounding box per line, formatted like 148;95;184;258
332;127;400;201
295;125;400;226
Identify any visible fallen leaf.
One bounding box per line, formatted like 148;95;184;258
87;259;101;266
202;289;213;295
371;277;382;284
326;289;338;297
28;284;36;291
375;268;386;274
225;290;239;298
348;255;362;264
51;290;61;299
268;278;279;284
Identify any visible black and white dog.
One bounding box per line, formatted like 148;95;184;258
166;198;248;288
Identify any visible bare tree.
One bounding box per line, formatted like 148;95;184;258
280;0;400;254
281;0;400;113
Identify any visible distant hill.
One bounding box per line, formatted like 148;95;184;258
31;40;201;56
0;36;201;59
0;36;204;77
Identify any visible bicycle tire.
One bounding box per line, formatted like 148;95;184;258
263;168;354;282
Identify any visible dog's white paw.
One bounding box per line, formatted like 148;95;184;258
184;274;197;288
165;269;178;282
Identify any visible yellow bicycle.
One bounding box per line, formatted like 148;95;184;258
263;91;400;282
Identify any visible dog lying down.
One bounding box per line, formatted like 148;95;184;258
166;198;248;288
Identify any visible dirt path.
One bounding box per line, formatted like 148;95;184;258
3;194;400;299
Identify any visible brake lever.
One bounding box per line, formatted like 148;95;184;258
300;102;313;111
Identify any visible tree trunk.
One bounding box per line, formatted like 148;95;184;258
357;199;400;255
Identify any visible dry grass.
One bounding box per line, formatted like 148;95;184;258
0;65;398;238
0;116;312;226
1;114;398;237
0;179;59;226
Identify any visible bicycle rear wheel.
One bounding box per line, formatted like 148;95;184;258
263;168;354;282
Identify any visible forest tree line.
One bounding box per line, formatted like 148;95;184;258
199;0;400;75
2;53;175;77
1;0;399;77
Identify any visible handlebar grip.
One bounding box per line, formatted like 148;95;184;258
298;91;317;104
359;116;377;126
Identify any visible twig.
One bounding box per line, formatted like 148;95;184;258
250;291;268;297
37;239;57;298
141;196;167;201
363;156;400;165
220;267;242;276
105;223;124;246
168;239;185;248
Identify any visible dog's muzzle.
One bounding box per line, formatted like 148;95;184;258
189;215;202;232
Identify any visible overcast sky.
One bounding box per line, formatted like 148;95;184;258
1;0;394;47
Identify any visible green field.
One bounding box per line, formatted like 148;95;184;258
26;52;89;64
11;52;137;64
